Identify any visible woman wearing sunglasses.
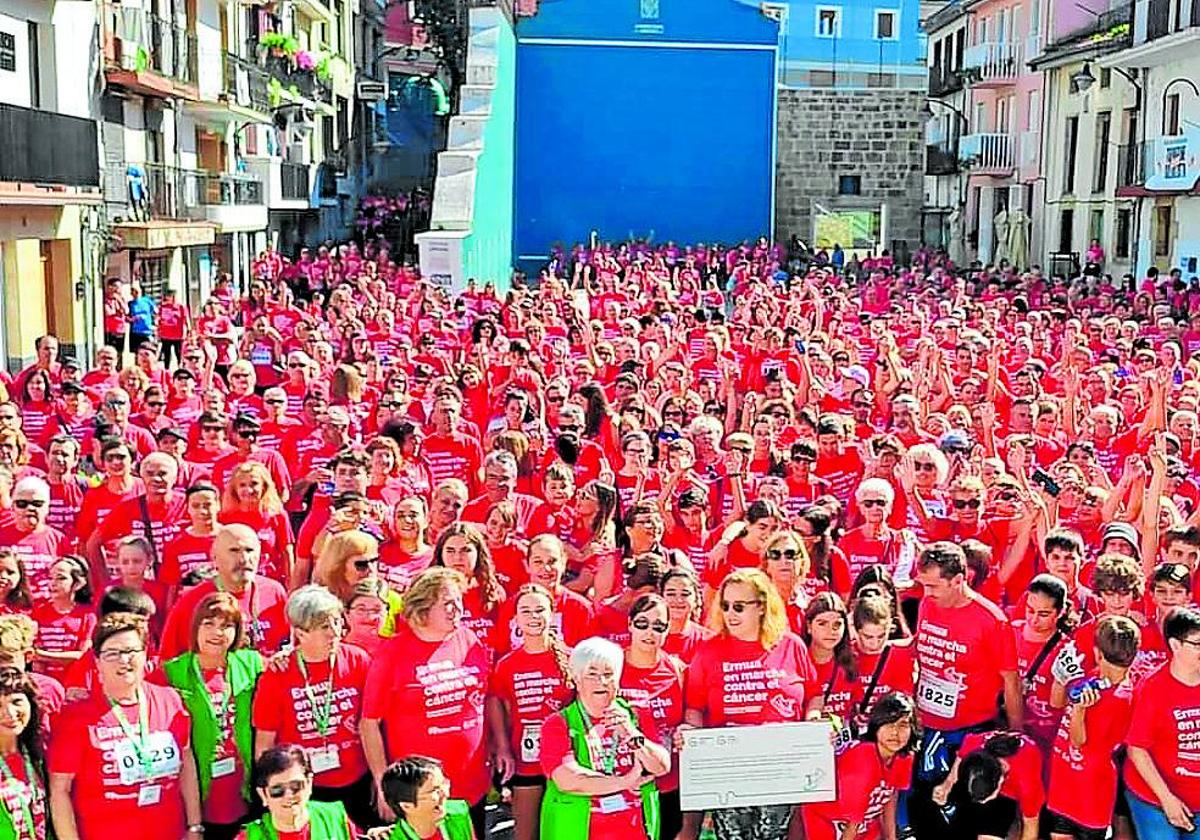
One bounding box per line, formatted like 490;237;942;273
684;568;820;840
761;531;813;634
238;745;357;840
487;584;574;840
252;585;375;829
620;594;688;840
315;530;403;635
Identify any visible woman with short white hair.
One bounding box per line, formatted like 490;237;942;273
539;637;670;840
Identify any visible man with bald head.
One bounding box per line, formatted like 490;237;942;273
159;524;289;657
86;452;189;590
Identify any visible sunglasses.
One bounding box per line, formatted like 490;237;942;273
13;499;46;509
266;780;307;799
632;618;670;633
720;599;762;613
765;548;800;561
953;498;982;510
353;556;379;571
860;498;888;508
913;462;937;472
146;401;166;408
265;398;286;405
997;491;1019;502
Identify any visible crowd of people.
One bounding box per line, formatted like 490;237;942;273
0;233;1198;840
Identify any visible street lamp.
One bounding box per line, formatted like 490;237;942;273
1071;62;1096;93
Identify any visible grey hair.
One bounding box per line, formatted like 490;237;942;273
12;476;50;501
286;584;344;631
568;637;624;682
855;477;895;506
484;450;518;473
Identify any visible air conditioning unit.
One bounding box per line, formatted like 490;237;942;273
357;80;386;101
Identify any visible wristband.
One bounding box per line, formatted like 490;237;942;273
188;826;206;834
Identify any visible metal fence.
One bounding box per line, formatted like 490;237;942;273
0;103;100;186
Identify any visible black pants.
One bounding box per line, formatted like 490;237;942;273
468;798;488;840
104;332;126;355
129;331;153;353
660;788;683;840
313;772;380;830
161;338;183;367
202;821;242;840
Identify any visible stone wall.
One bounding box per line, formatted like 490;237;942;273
775;88;926;253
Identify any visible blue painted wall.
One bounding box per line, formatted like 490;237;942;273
513;0;778;265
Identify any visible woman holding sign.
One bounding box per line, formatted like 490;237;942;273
539;637;670;840
161;592;264;840
684;568;821;840
48;612;203;840
487;584;574;840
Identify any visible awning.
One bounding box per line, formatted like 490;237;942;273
112;220;217;250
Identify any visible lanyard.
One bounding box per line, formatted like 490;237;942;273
109;691;155;779
296;653;335;738
194;658;233;734
578;706;619;776
215;578;263;646
0;750;38;840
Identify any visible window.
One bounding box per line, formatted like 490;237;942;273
1059;208;1075;253
1089;209;1105;242
1115;208;1132;258
1155;205;1173;256
1100;67;1111;88
0;30;14;73
1094;111;1111;192
816;7;842;37
875;10;898;39
27;22;39;108
1064;115;1080;193
838;175;862;195
1165;93;1181;135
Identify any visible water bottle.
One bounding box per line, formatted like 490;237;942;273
1067;677;1111;704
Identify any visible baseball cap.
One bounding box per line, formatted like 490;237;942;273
156;427;188;443
840;365;871;388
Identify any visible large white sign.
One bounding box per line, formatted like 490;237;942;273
680;722;836;811
415;231;466;295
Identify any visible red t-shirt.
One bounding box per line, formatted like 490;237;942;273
685;633;819;727
914;593;1017;729
159;577;288;659
48;683;191;840
801;741;913;840
492;588;595;654
47;477;87;549
217;509;293;585
702;540;763;590
1046;674;1134;829
619;654;685;791
92;492;188;574
959;731;1045;817
539;703;660;840
854;641;916;718
252;645;371;788
1125;664;1200;810
1013;622;1067;752
663;622;714;664
0;748;49;840
0;525;67;604
423;432;484;496
361;625;492;803
158;530;216;587
490;647;573;776
32;602;96;682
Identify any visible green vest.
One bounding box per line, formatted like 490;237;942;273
242;800;352;840
387;799;473;840
0;754;49;840
540;699;660;840
163;649;263;803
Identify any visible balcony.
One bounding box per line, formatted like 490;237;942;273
261;53;333;106
928;65;963;97
103;7;198;100
111;163;264;229
1117;141;1145;188
962;41;1021;85
0;103;101;202
244;158;313;209
926;143;959;175
960;133;1015;172
223;53;274;115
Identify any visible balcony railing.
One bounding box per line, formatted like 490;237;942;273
928;65;963;97
107;9;197;86
223;52;273;114
0;103;100;187
281;162;310;200
112;163;262;222
1118;141;1145;187
261;53;332;104
926;143;959;175
960;132;1015;170
963;40;1021;83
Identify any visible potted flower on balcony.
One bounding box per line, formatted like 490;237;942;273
295;49;316;71
259;32;298;60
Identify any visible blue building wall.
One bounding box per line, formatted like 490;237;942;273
774;0;926;87
513;0;778;267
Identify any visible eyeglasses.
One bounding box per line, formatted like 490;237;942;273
378;401;399;410
1179;637;1200;649
913;462;937;472
765;548;800;561
265;398;286;405
98;647;145;662
104;399;129;408
546;395;566;405
288;362;306;369
266;780;308;799
720;599;763;613
953;498;982;510
353;556;379;571
997;491;1019;502
202;426;224;433
731;447;753;456
229;373;250;380
146;401;166;408
859;498;888;508
632;618;670;633
13;499;46;510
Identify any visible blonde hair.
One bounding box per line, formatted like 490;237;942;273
314;530;380;601
761;530;812;579
0;614;36;653
709;567;790;648
403;567;468;625
221;461;283;517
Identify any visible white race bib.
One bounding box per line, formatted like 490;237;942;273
309;745;341;774
137;784;162;806
113;732;182;786
597;793;632;814
211;757;237;779
520;723;542;764
916;672;961;719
